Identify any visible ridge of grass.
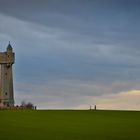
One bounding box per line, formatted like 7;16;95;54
0;110;139;140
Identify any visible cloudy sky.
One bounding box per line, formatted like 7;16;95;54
0;0;140;110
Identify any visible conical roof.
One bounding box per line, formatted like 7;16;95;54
7;41;12;50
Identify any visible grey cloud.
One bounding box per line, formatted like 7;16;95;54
1;13;140;84
0;0;140;50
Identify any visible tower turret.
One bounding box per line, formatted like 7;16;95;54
7;42;13;53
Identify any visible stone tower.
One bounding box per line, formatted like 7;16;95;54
0;43;15;107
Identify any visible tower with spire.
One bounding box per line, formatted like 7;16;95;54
0;42;15;107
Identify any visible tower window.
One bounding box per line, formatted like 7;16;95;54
5;92;7;95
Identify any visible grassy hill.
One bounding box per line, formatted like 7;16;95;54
0;110;140;140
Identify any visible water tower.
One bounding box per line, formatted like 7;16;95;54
0;43;15;107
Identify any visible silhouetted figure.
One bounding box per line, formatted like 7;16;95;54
94;105;96;110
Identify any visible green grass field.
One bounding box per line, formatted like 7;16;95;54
0;110;140;140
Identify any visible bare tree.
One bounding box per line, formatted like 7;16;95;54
26;102;34;109
20;101;34;109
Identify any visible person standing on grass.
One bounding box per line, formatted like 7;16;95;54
94;105;96;110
